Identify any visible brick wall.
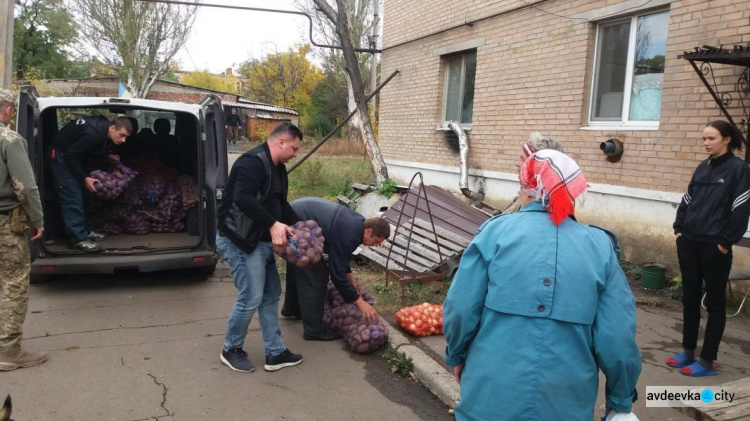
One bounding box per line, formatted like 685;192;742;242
380;0;750;194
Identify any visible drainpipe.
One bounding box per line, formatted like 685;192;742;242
448;122;484;202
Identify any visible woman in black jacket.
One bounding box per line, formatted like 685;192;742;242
668;120;750;377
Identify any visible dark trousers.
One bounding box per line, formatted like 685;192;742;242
282;260;329;336
49;150;89;244
677;236;732;361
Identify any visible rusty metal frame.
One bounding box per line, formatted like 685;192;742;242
681;45;750;162
384;172;445;291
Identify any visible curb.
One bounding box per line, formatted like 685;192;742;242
385;320;460;408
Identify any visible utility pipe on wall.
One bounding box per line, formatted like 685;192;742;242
448;122;484;202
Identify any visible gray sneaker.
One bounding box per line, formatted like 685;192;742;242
220;348;254;373
264;349;303;372
74;239;102;253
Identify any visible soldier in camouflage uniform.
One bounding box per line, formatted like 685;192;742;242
0;88;47;371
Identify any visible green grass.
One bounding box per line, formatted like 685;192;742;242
378;343;414;378
287;157;373;201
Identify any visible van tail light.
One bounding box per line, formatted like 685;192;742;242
41;265;56;271
193;257;205;263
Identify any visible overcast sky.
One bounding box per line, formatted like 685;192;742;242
175;0;312;74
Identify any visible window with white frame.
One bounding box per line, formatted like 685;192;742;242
443;50;476;126
590;10;669;127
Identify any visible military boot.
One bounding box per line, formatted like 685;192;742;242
0;347;48;371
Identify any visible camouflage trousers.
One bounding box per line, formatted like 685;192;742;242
0;215;31;353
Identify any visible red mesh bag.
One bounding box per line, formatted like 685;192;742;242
395;303;444;337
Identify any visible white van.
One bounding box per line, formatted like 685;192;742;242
16;86;228;281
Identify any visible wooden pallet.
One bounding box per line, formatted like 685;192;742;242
678;377;750;420
358;217;470;277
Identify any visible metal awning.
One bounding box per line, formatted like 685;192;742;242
680;44;750;161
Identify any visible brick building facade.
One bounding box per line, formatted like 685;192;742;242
379;0;750;268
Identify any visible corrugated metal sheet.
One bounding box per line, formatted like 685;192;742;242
224;100;299;116
382;185;490;242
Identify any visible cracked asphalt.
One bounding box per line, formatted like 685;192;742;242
1;266;452;420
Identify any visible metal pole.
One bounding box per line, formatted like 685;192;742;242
288;69;399;173
369;0;380;95
0;0;14;89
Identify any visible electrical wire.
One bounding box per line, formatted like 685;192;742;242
519;0;658;24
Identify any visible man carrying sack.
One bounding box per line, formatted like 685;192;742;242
0;88;46;371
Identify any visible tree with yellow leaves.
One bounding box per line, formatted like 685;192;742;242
181;70;239;94
237;44;323;113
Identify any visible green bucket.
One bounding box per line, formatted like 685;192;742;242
640;263;666;289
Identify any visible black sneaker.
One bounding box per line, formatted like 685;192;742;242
264;349;303;372
220;348;254;373
74;239;102;253
303;329;342;341
88;231;107;241
280;308;300;319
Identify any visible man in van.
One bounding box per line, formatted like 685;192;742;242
216;121;304;373
0;88;47;370
49;115;132;252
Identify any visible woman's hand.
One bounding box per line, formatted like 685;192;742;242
718;244;729;254
453;363;464;385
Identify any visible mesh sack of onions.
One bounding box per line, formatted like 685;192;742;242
176;175;199;209
322;282;388;354
120;211;150;235
272;220;325;268
116;180;142;209
158;182;185;223
149;220;186;233
139;173;166;205
88;163;137;201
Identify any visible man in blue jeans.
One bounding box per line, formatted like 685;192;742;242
49;116;131;252
216;122;303;373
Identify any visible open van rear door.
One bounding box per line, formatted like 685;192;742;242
16;86;42;261
199;94;228;249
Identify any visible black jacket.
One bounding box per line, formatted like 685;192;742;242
52;116;115;182
218;142;297;254
291;197;364;303
225;114;241;127
674;151;750;249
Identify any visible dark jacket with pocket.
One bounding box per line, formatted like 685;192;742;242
218;142;297;254
674;151;750;249
52;116;115;183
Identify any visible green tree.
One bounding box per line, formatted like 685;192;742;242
181;70;238;93
72;0;197;98
237;44;323;112
13;0;87;79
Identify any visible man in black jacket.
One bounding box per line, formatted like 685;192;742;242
281;197;390;341
225;108;242;145
49;116;131;252
217;122;304;373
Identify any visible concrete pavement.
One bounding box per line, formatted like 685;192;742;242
2;265;452;421
396;284;750;421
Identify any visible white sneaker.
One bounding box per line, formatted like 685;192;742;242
74;239;102;253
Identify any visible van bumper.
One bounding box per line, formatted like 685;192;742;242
31;250;218;275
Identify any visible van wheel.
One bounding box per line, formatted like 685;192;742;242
196;263;217;280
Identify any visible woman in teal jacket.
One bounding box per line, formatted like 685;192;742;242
444;150;641;420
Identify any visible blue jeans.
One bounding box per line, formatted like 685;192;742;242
49;150;88;243
217;236;285;357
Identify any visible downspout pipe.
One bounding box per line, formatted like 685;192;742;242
448;122;484;202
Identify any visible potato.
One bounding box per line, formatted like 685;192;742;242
297;256;310;267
